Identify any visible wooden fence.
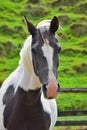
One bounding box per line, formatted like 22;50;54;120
0;85;87;126
56;88;87;126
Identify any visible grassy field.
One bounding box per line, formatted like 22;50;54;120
54;126;87;130
0;0;87;113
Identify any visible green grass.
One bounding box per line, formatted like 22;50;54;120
54;115;87;130
57;93;87;110
0;0;87;112
54;126;87;130
0;56;19;85
54;115;87;129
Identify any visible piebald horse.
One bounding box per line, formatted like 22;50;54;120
0;16;61;130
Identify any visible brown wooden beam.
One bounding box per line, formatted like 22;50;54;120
60;88;87;93
58;110;87;116
55;120;87;126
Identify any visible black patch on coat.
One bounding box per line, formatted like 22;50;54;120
3;85;14;105
4;87;51;130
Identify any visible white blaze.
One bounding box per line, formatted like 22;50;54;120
42;40;55;80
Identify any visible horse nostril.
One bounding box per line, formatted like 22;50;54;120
43;84;47;91
57;83;60;92
42;84;47;98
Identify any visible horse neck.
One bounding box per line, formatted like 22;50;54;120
19;37;41;91
20;67;41;91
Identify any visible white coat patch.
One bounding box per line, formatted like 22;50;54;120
42;42;56;81
42;42;53;72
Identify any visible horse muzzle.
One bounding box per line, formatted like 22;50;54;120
42;79;60;99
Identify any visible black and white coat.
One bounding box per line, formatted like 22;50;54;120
0;17;61;130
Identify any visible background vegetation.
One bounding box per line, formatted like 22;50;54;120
0;0;87;113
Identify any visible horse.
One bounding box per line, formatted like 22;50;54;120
0;16;61;130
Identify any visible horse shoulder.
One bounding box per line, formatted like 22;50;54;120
0;65;23;130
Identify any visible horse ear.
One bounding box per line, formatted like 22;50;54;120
49;16;59;34
24;16;37;37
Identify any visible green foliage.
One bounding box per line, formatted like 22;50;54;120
24;4;49;17
51;0;81;7
0;0;87;111
70;23;87;37
75;2;87;15
57;93;87;110
28;0;39;4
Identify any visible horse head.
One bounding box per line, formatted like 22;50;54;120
24;16;61;99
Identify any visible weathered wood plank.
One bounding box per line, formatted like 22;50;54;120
60;88;87;93
56;120;87;126
58;110;87;116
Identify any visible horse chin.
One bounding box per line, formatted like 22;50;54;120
43;92;58;99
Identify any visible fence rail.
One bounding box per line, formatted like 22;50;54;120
56;88;87;126
60;88;87;93
56;120;87;126
56;110;87;126
58;110;87;117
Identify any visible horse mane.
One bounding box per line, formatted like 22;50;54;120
37;20;51;28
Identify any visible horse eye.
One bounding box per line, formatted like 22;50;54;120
55;38;58;42
31;47;36;54
55;45;61;53
58;46;61;53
